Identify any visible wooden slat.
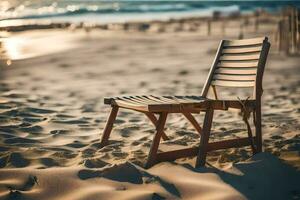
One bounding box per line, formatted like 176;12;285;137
207;137;257;151
163;96;199;104
156;147;198;162
213;74;256;81
122;97;146;105
217;61;258;68
150;95;205;104
161;96;189;104
107;97;256;111
223;37;265;47
148;103;204;113
179;96;206;103
151;96;180;104
222;46;262;54
211;80;254;87
113;99;149;112
215;68;257;75
219;54;260;61
117;97;145;105
201;99;256;110
114;98;141;106
156;137;256;162
106;96;208;113
130;96;159;105
195;100;256;110
148;95;175;103
143;96;173;104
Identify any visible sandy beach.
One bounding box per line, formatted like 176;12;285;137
0;16;300;200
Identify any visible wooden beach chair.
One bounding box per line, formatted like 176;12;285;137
102;37;270;168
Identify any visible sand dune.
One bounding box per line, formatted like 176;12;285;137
0;22;299;200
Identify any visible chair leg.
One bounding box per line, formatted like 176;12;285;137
195;109;214;168
245;112;257;154
144;112;169;141
255;106;262;153
182;112;202;135
145;112;168;168
100;106;119;147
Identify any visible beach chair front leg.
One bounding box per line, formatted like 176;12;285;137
144;112;169;141
195;108;214;168
182;112;202;135
145;112;168;168
100;106;119;147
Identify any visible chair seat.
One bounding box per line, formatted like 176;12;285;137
104;95;256;113
104;95;206;113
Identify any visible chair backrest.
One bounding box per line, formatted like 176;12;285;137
201;37;271;100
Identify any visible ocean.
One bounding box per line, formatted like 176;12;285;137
1;1;300;26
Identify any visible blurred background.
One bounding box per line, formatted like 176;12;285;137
0;0;300;61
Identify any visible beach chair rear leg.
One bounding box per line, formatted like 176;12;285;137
144;112;169;141
255;106;262;153
245;111;257;154
196;109;214;168
100;106;119;147
145;112;168;168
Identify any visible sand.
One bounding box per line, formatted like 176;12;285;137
0;17;299;200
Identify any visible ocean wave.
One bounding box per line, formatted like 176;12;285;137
1;2;200;21
1;1;300;21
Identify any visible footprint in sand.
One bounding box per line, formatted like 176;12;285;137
24;107;56;114
0;126;19;134
59;63;71;68
5;137;40;145
178;69;189;76
81;103;96;113
119;126;140;138
6;174;38;200
131;140;142;146
128;118;142;123
114;119;126;124
3;93;28;99
0;146;9;152
84;158;110;168
0;155;9;168
8;152;30;168
19;125;43;134
81;148;96;158
40;157;60;167
50;129;70;135
111;151;128;158
66;141;87;148
23;117;47;123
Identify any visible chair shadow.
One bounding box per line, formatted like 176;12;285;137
78;161;181;198
181;152;300;200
